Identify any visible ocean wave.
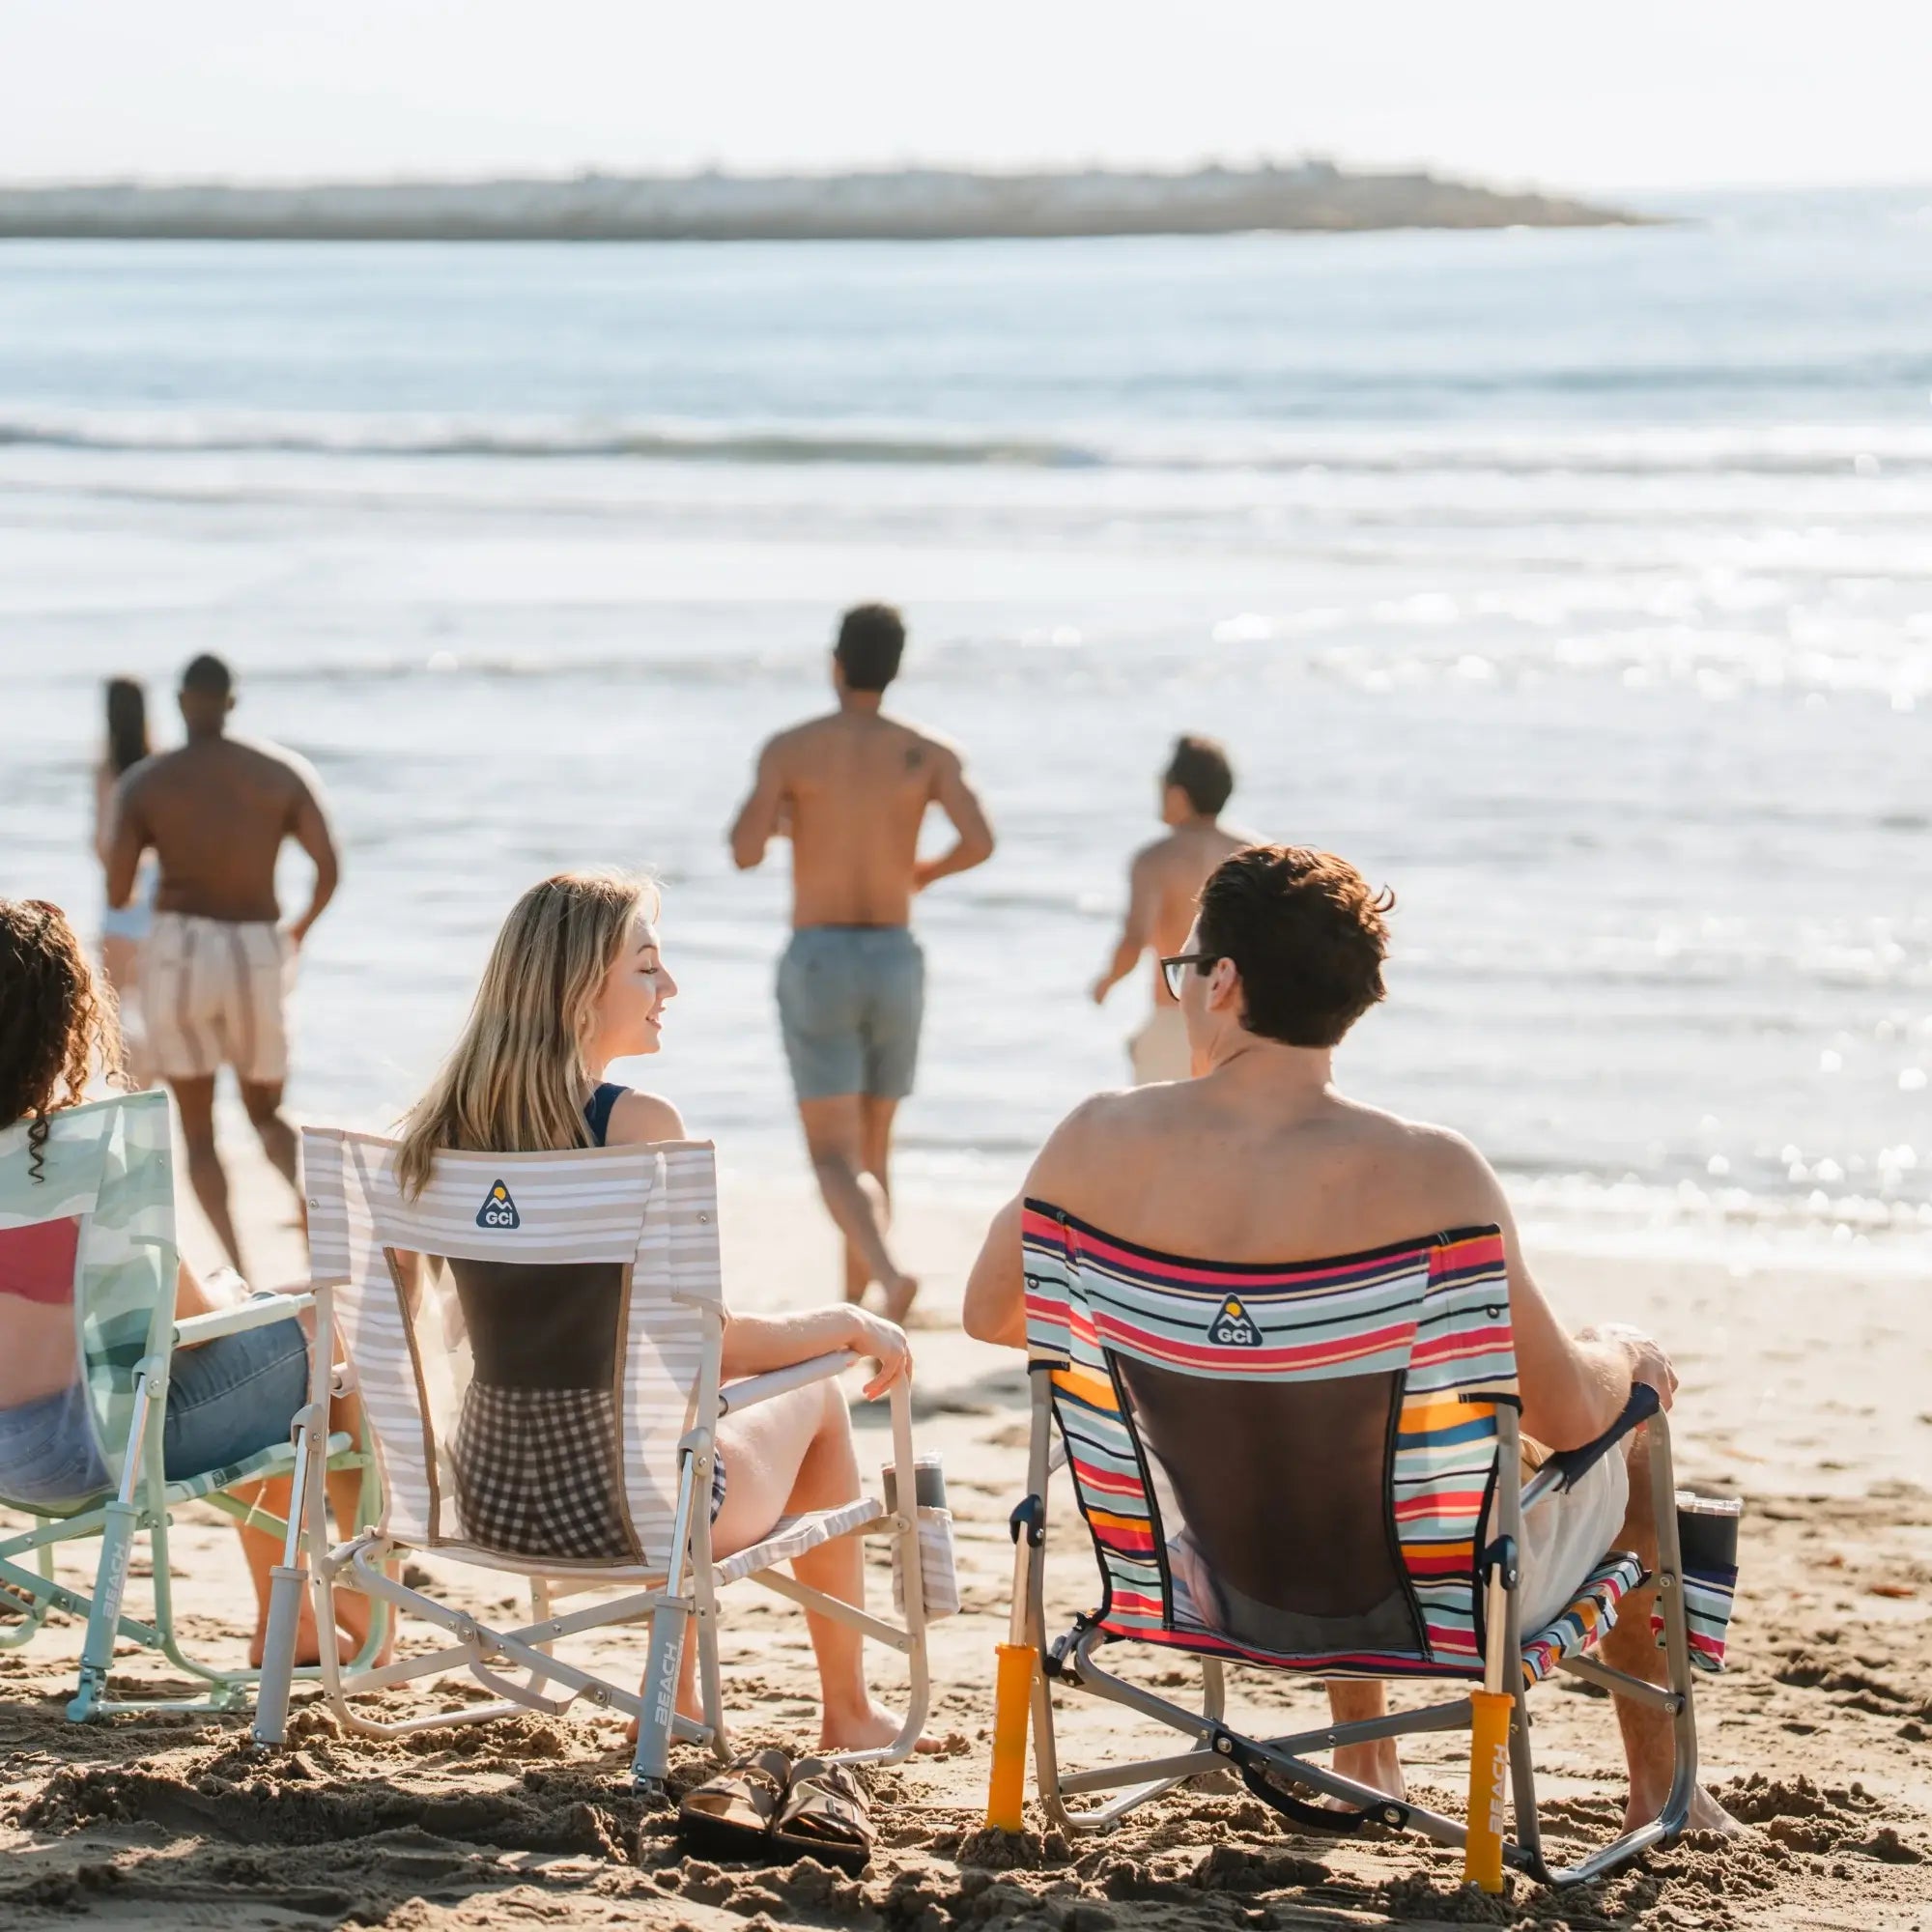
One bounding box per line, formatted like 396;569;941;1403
7;408;1932;479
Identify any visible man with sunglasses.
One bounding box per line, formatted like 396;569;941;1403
1090;735;1250;1083
968;843;1733;1838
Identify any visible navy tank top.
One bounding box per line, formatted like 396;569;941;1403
583;1081;627;1147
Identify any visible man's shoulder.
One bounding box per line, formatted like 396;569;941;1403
1336;1103;1501;1222
1027;1085;1166;1195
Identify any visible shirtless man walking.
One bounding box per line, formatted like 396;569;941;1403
730;604;995;1319
105;655;339;1275
1091;735;1250;1083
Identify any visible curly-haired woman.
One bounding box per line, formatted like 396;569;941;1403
0;897;371;1663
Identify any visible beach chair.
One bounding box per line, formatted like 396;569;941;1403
1004;1206;1720;1887
254;1128;930;1789
0;1090;382;1718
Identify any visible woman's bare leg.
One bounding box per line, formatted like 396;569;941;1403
643;1378;904;1750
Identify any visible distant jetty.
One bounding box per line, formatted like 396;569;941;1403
0;162;1639;242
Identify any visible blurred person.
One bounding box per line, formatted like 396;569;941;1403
394;869;915;1749
0;897;374;1666
1090;734;1250;1083
105;655;339;1275
728;605;994;1321
92;677;156;1080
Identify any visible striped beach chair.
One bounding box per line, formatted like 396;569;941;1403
0;1090;381;1718
253;1127;931;1790
1004;1203;1714;1887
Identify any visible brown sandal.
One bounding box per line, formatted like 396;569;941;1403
770;1756;874;1874
676;1747;791;1861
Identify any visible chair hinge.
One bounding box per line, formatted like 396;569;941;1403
1009;1493;1044;1548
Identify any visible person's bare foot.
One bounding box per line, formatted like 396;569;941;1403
248;1591;390;1670
821;1698;935;1753
1330;1739;1406;1804
1625;1781;1746;1837
881;1272;919;1325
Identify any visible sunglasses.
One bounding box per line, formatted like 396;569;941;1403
1159;952;1221;1000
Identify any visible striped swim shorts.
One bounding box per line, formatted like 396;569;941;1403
141;912;294;1086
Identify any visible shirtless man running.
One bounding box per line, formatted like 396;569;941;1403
730;604;995;1319
105;655;339;1275
1091;735;1250;1083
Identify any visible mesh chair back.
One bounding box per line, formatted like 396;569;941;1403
0;1091;176;1506
1022;1203;1518;1679
305;1130;723;1573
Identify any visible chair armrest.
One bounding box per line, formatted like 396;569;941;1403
716;1350;859;1417
1520;1381;1662;1511
173;1292;313;1350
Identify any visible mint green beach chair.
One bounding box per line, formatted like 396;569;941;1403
0;1089;383;1718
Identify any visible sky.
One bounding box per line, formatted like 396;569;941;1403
6;0;1930;196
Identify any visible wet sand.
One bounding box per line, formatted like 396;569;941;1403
3;1138;1927;1928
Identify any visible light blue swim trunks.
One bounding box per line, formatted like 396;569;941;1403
776;926;924;1102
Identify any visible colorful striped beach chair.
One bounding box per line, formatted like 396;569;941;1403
253;1128;931;1790
1004;1203;1716;1887
0;1090;382;1718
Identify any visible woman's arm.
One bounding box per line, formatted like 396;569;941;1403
721;1304;910;1402
600;1093;911;1399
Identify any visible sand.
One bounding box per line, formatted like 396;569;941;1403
3;1134;1928;1929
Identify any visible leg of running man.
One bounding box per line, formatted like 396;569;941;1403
172;1073;243;1273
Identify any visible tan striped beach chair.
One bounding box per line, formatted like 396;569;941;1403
253;1128;931;1790
0;1090;382;1718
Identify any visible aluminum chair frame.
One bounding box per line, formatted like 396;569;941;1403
0;1090;384;1719
254;1129;929;1793
1015;1371;1697;1886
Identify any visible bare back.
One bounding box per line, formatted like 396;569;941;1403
767;712;955;927
117;736;320;923
1037;1076;1488;1267
1141;823;1251;1006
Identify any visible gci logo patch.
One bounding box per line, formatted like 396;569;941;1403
1208;1294;1263;1347
476;1179;521;1230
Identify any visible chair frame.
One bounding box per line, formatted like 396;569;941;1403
253;1132;930;1793
1012;1361;1701;1887
0;1091;384;1719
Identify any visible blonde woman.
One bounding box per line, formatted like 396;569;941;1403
395;869;912;1753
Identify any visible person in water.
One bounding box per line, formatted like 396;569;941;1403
392;868;915;1752
0;896;375;1666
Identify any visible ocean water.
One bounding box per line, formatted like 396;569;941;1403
1;187;1927;1262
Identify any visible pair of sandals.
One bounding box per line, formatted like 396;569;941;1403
676;1747;874;1875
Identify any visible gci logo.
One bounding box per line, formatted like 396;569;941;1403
476;1179;521;1230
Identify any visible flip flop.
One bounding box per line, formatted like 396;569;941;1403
770;1756;874;1874
675;1747;791;1862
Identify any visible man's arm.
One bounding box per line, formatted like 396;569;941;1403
911;747;995;893
285;778;339;950
963;1193;1030;1348
963;1098;1103;1348
1458;1143;1674;1450
728;741;788;871
1091;845;1162;1006
103;778;149;911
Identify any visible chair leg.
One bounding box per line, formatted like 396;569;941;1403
631;1450;701;1796
0;1541;55;1649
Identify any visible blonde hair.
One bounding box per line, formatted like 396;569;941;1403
394;869;658;1199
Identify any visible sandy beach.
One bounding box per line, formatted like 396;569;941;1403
3;1139;1926;1930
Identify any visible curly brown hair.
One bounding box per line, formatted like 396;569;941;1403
0;899;128;1181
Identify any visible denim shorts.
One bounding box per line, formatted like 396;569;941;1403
0;1314;308;1510
776;925;924;1102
